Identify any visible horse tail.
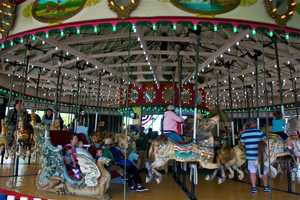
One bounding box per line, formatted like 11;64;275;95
258;141;266;175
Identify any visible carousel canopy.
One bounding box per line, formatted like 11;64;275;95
0;0;299;110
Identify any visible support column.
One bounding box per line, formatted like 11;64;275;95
193;35;200;142
273;36;284;115
255;57;260;128
227;62;235;146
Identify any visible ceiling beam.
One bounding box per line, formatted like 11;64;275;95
36;36;123;80
136;26;159;85
3;55;123;89
183;30;250;83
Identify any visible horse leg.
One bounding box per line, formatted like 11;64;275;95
218;165;226;184
146;159;166;184
5;145;10;159
257;162;262;178
232;165;244;180
270;164;278;178
145;161;154;183
277;162;283;174
152;168;162;184
225;165;234;179
205;168;218;181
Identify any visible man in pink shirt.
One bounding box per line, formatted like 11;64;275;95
163;105;184;143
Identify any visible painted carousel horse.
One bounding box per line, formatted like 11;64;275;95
51;117;62;131
248;118;300;181
27;112;40;152
205;144;246;184
35;127;111;200
251;119;300;179
3;112;35;159
0;119;8;156
92;131;103;145
146;115;220;184
284;118;300;183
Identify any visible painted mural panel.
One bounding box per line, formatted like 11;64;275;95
32;0;87;23
170;0;241;15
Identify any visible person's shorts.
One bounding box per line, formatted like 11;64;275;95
247;160;269;175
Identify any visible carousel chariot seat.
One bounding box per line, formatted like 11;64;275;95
36;128;110;199
50;130;90;146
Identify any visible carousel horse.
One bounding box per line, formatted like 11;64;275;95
114;133;137;152
15;112;36;158
205;144;246;184
0;119;8;155
210;118;300;184
28;112;40;153
146;114;220;184
254;118;300;180
114;133;139;163
35;127;111;200
51;118;62;131
3;112;35;159
206;132;290;184
91;131;103;145
283;117;300;183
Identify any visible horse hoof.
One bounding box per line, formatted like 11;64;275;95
217;178;224;184
155;177;161;184
145;176;150;183
238;175;244;180
228;174;234;179
205;175;211;181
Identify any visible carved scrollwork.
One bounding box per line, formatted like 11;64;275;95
108;0;140;18
264;0;297;25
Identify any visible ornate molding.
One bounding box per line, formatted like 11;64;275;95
264;0;297;25
108;0;140;18
0;0;16;38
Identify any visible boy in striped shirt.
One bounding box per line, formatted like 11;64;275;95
240;120;271;193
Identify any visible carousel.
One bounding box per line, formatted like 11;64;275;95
0;0;300;200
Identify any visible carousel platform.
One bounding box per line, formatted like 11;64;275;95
0;160;299;200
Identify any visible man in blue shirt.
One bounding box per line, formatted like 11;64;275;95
240;120;270;193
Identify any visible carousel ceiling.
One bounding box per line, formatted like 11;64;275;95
0;20;300;109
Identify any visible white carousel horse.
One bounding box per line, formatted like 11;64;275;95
256;118;300;179
285;117;300;183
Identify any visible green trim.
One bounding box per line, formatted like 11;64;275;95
0;87;116;112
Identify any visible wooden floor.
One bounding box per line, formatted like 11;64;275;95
0;160;300;200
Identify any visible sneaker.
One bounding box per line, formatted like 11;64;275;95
129;185;135;191
251;187;257;194
264;186;271;192
135;185;149;192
